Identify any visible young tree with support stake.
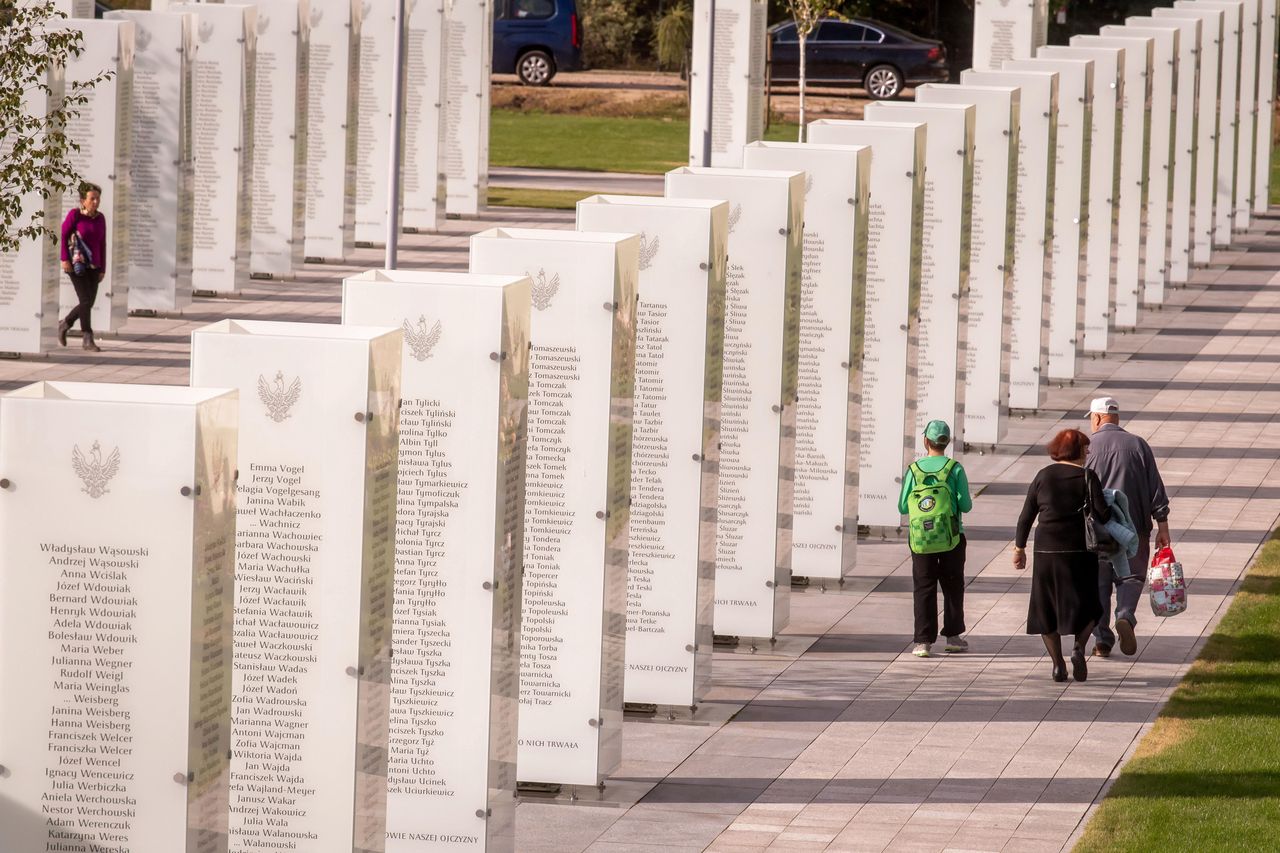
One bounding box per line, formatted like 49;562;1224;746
0;0;108;252
786;0;839;141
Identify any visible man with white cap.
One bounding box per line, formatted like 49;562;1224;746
1085;396;1171;657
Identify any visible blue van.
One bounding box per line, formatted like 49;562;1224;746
492;0;583;85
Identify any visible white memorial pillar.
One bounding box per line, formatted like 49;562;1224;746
960;69;1056;412
863;102;973;444
0;382;238;851
1155;5;1222;265
1005;57;1093;382
343;270;529;853
743;142;870;584
802;123;924;517
469;229;637;787
1071;35;1151;330
302;0;361;262
1233;0;1261;230
246;0;310;280
402;0;448;233
576;195;726;705
1038;45;1122;354
171;3;256;296
56;18;134;335
1254;0;1277;214
1102;24;1179;305
665;167;802;638
53;0;95;15
105;9;196;313
1123;16;1200;286
354;0;398;245
1182;0;1243;247
444;0;494;216
688;0;767;167
914;85;1017;445
0;75;61;355
190;320;401;852
972;0;1049;69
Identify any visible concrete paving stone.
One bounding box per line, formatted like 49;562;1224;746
595;811;736;849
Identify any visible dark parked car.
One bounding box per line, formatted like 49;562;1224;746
493;0;583;86
769;18;949;100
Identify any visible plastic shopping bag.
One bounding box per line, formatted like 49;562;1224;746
1149;546;1187;617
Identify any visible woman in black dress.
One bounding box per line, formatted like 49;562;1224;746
1013;428;1111;682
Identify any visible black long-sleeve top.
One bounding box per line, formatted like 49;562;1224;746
1016;462;1112;551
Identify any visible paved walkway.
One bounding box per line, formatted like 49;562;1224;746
12;208;1280;852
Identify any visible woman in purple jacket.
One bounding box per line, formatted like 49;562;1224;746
58;182;107;352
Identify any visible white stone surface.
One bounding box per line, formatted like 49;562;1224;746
1004;56;1092;382
402;0;448;233
343;270;528;853
470;228;637;786
577;195;726;703
971;0;1048;69
1184;0;1243;246
444;0;494;215
302;0;360;262
0;382;238;851
665;167;801;637
1038;44;1121;354
171;2;256;295
190;319;401;852
354;0;398;245
743;142;870;582
688;0;767;167
863;102;972;444
1255;0;1277;214
913;85;1017;445
105;9;196;313
247;0;309;279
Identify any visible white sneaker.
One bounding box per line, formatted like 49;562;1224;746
912;643;931;658
944;636;970;653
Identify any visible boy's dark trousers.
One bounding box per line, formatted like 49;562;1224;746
912;535;967;644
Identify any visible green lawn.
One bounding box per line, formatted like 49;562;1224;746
1073;530;1280;852
490;111;802;175
489;186;607;210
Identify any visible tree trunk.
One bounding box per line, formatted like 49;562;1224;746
798;31;807;142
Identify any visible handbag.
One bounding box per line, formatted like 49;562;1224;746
1149;546;1188;617
1082;472;1116;554
68;212;92;276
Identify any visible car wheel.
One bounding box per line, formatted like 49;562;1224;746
864;64;903;100
517;50;555;86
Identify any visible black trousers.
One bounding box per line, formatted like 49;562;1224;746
912;535;967;644
63;271;99;334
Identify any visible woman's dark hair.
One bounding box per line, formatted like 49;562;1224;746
78;182;102;200
1047;428;1090;462
924;436;949;453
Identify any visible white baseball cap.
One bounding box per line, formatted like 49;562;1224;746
1088;396;1120;415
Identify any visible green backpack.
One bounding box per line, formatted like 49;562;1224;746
907;459;961;555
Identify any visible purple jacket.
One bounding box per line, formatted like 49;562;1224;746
60;208;107;272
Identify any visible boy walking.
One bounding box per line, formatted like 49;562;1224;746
899;420;973;657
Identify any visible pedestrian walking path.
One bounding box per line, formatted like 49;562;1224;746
12;208;1279;853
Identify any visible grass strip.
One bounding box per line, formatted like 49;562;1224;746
1073;529;1280;852
490;110;801;175
488;187;609;210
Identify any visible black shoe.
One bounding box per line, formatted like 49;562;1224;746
82;332;101;353
1072;649;1088;682
1092;643;1112;659
1117;620;1137;656
1052;663;1068;683
57;321;68;347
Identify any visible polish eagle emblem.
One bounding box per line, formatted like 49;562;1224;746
727;203;743;234
257;12;270;34
639;232;660;271
198;20;214;43
530;268;560;311
804;174;814;198
403;315;443;361
72;441;121;500
135;25;152;52
309;7;324;27
257;371;303;422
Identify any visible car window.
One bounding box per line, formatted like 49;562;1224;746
773;23;798;42
511;0;554;19
860;25;885;43
814;22;865;42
